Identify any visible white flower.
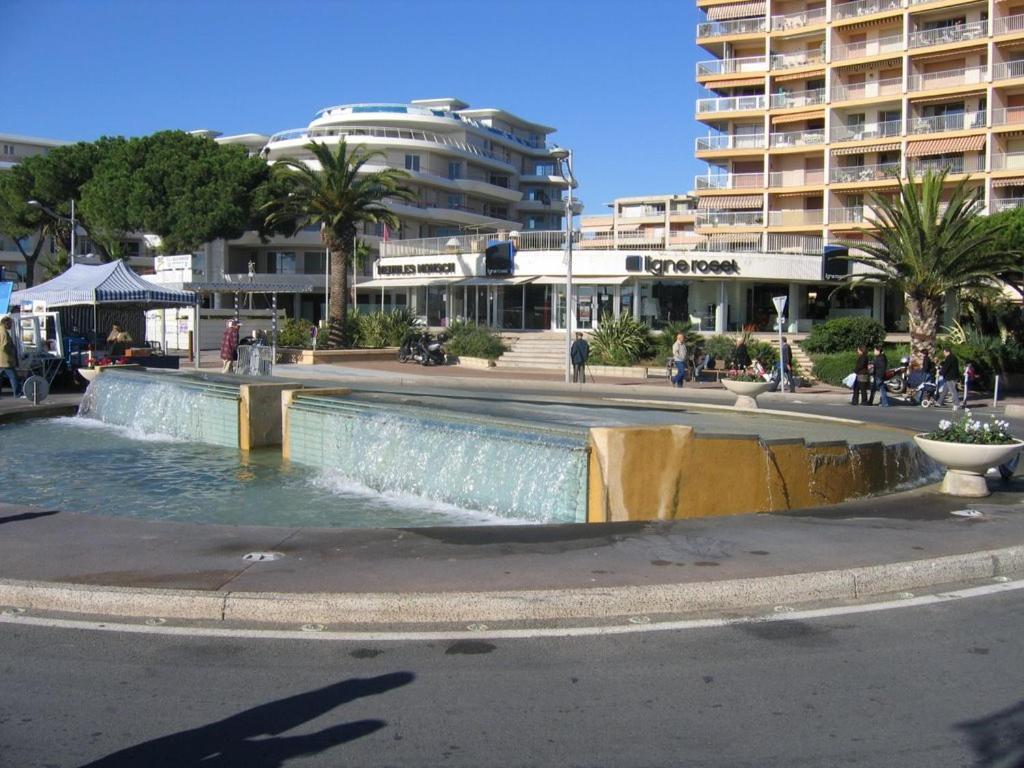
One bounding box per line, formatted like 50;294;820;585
939;420;952;430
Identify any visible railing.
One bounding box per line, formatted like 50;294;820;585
829;206;872;224
993;60;1024;81
909;20;988;49
694;172;766;189
909;155;984;176
770;50;826;70
830;119;902;142
768;210;824;226
832;33;904;60
909;111;986;134
831;77;903;102
697;17;767;37
771;7;826;31
696;133;767;151
992;106;1024;126
695;211;764;227
696;94;767;113
696;55;769;77
908;65;988;91
990;151;1024;170
767;169;825;186
770;87;826;109
832;0;902;21
830;162;901;183
695;233;823;254
993;13;1024;36
993;197;1024;211
769;128;826;148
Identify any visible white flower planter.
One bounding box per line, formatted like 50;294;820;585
913;435;1024;497
722;378;772;410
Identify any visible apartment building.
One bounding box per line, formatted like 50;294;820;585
579;194;702;250
695;0;1024;327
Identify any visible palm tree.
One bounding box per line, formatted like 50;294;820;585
261;140;413;346
845;169;1023;366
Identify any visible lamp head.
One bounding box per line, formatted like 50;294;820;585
26;200;41;208
548;145;570;161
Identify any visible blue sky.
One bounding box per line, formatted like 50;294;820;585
5;0;706;214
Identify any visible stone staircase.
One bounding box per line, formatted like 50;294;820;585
765;337;817;383
496;333;569;371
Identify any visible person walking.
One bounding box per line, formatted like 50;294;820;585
938;346;961;410
570;332;589;384
670;332;687;388
851;345;870;405
0;316;21;398
780;337;796;392
868;344;890;407
220;319;240;374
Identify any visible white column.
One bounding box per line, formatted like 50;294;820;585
788;281;801;333
873;285;885;322
715;281;728;333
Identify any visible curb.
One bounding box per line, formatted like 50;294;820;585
3;545;1022;627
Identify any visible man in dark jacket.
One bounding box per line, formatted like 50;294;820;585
780;337;796;392
851;345;870;405
939;346;961;409
570;332;589;383
868;344;889;406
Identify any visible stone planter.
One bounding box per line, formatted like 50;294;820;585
722;378;772;409
913;435;1024;497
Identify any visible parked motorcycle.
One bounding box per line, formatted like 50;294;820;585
398;332;447;366
884;356;910;395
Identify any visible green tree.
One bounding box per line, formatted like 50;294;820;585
844;170;1023;366
0;166;58;287
260;140;413;346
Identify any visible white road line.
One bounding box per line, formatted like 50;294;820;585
2;578;1022;642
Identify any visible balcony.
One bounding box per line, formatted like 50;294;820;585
695;172;766;189
908;65;988;92
770;87;826;109
832;0;901;22
695;211;764;227
768;210;824;226
698;17;767;37
908;21;988;49
993;106;1024;126
909;155;985;176
831;76;903;103
696;94;767;114
770;50;825;71
829;206;874;224
990;151;1024;170
769;128;826;148
830;161;901;183
767;168;825;186
830;118;902;142
993;197;1024;211
909;111;986;134
696;55;769;77
696;133;767;151
993;13;1024;36
771;7;826;31
832;33;904;60
993;60;1024;81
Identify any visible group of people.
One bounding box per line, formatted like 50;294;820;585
670;334;797;392
219;319;270;374
851;344;962;408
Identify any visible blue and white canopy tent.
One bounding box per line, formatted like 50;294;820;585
10;261;196;348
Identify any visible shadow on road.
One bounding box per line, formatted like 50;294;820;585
959;698;1024;767
0;510;59;526
78;671;414;767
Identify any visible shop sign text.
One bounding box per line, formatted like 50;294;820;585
379;262;457;276
626;255;741;276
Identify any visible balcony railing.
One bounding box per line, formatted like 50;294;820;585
990;151;1024;170
830;162;901;183
832;33;904;60
696;94;767;113
771;7;827;31
993;60;1024;81
767;169;825;186
696;56;769;77
830;119;902;142
993;13;1024;36
768;210;824;226
695;172;766;189
769;128;826;148
829;206;872;224
993;197;1024;211
832;0;902;22
770;87;826;109
908;64;988;91
909;111;986;134
910;155;984;176
697;17;768;37
770;50;825;70
695;211;764;227
831;76;903;102
992;106;1024;126
909;21;988;49
695;233;823;254
696;134;767;151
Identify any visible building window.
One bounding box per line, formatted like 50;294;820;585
447;194;463;209
1;144;14;156
448;161;461;180
404;155;420;172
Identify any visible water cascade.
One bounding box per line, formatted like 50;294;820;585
287;395;591;524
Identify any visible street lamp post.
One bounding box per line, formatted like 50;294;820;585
550;146;577;384
27;199;76;266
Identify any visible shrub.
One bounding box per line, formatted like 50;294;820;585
802;317;885;354
351;309;421;348
277;317;314;348
811;351;860;386
651;320;703;360
445;320;507;360
590;315;652;366
704;334;741;366
747;339;778;369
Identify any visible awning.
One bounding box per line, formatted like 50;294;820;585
771;109;824;124
706;1;765;20
905;135;986;156
772;69;825;83
910;47;986;64
832;142;901;156
833;58;901;72
698;194;763;209
993;176;1024;187
359;277;465;288
909;91;985;105
531;275;635;286
10;261;196;308
456;276;537;286
716;76;765;88
773;190;824;198
841;16;902;30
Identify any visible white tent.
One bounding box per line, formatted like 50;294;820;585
11;261;195;308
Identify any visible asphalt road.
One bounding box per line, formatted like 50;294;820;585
2;588;1022;768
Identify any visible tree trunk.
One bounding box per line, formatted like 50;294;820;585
326;233;355;347
905;293;942;369
13;230;45;288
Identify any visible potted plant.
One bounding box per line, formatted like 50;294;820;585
721;369;772;409
914;411;1023;497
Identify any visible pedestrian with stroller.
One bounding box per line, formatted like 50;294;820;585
868;344;890;407
670;333;687;388
780;337;796;392
851;345;870;405
220;319;240;374
939;346;961;409
570;332;589;384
